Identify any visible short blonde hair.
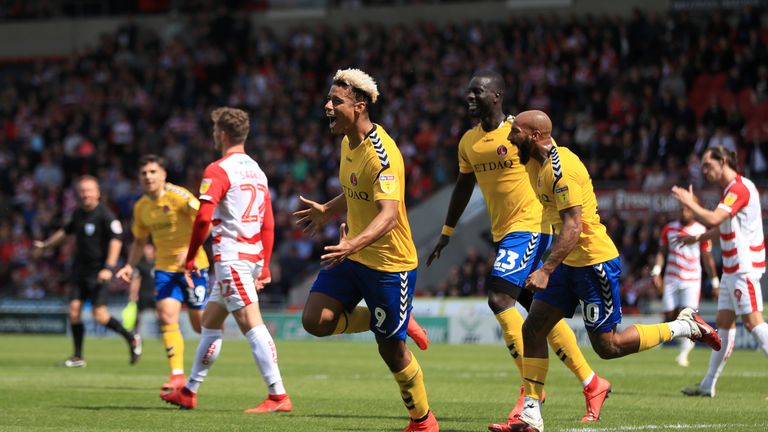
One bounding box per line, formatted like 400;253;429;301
211;107;250;143
332;68;379;104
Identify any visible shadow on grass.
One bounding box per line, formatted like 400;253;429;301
69;385;152;392
63;405;172;412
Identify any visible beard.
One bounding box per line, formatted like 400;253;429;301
516;138;532;164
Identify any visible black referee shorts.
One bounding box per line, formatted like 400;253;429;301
69;275;110;306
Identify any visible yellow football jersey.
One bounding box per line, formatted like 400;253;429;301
458;119;550;241
131;183;209;272
530;143;618;267
339;124;417;272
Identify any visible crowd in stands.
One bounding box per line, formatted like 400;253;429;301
0;6;766;304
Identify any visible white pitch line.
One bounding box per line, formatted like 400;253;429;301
561;424;739;432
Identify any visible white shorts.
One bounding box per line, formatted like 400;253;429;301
661;278;701;312
209;260;263;312
720;272;764;315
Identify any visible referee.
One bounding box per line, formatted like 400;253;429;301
34;175;142;367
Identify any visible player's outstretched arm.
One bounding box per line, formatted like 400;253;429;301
320;199;398;268
32;228;67;258
116;236;148;283
674;226;719;246
526;205;582;292
671;185;730;227
294;193;346;238
427;172;476;266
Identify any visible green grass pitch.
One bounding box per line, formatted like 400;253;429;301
0;335;765;431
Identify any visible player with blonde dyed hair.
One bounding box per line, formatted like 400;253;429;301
294;69;438;431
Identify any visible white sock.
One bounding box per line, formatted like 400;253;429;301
522;396;542;418
679;338;695;359
667;320;691;338
246;325;286;395
581;372;595;388
750;322;768;357
186;327;223;393
699;327;736;394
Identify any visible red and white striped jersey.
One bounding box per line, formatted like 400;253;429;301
660;220;710;282
717;175;765;275
198;152;269;263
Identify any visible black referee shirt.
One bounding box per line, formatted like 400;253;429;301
64;203;123;275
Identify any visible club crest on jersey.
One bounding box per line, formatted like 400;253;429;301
350;172;358;186
379;174;397;194
496;145;508;157
162;205;170;214
199;178;212;195
723;191;737;207
735;289;742;302
84;223;95;236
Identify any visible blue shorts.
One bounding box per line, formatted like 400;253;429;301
533;257;622;334
492;232;553;288
155;269;210;310
310;259;416;341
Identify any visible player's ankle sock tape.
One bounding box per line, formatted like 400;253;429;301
161;323;185;372
495;307;525;375
522;357;549;400
393;355;430;420
547;319;594;383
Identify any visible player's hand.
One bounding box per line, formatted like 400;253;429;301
652;274;663;294
256;268;271;292
184;261;201;289
115;264;133;283
671;184;696;208
293;196;330;238
426;235;451;267
97;268;113;283
31;240;46;259
711;286;719;299
321;223;356;269
525;268;550;292
672;234;699;246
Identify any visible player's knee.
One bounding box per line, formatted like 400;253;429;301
377;339;407;371
521;319;545;343
744;320;759;332
92;310;109;325
301;314;334;337
190;321;202;334
488;291;514;313
592;341;621;359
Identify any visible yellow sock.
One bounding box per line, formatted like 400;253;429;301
547;319;594;383
161;323;184;374
332;307;370;335
522;357;548;400
495;307;525;377
634;323;673;352
393;354;430;420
